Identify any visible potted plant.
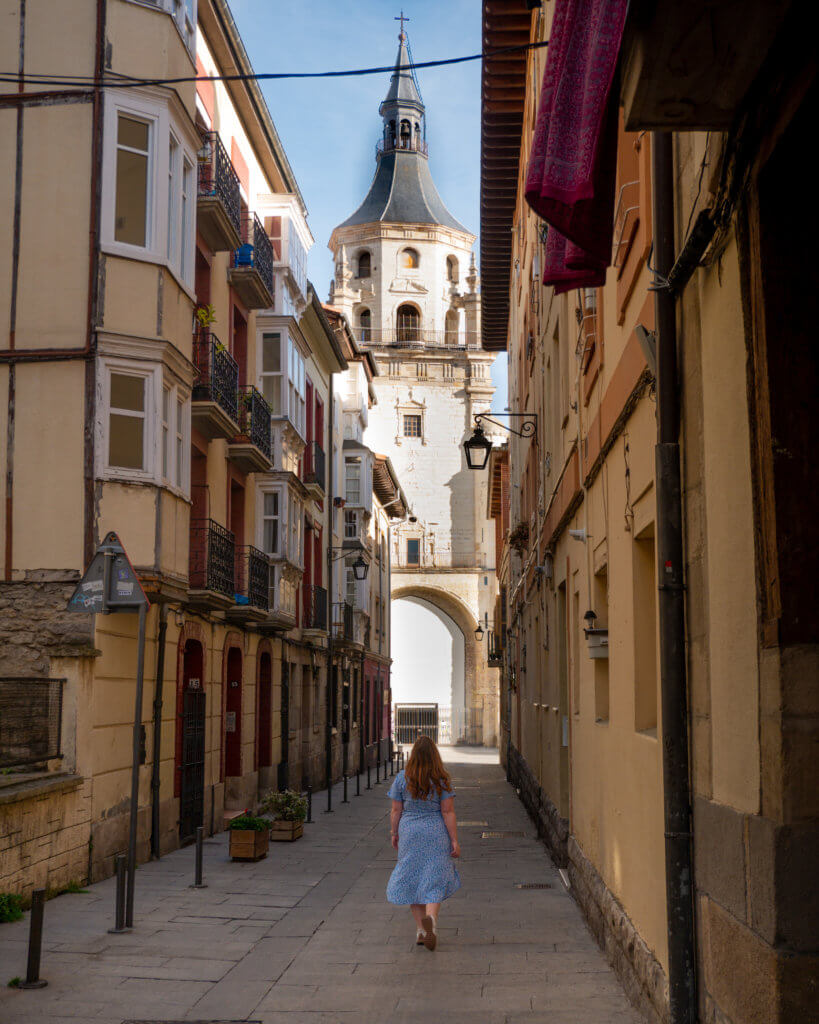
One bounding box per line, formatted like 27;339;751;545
228;811;272;861
194;303;217;337
261;789;307;842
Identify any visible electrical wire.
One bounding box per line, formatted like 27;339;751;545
0;39;548;91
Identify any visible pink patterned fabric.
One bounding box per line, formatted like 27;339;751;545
525;0;628;294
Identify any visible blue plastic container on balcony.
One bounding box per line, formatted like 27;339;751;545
235;243;254;267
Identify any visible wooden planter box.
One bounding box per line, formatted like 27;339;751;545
229;828;269;861
270;819;304;842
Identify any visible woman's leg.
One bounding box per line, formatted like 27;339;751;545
410;903;425;927
425;902;441;921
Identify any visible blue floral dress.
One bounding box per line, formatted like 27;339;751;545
386;770;461;905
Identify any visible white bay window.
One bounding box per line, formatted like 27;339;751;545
259;331;306;437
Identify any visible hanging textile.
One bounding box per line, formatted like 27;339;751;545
524;0;628;293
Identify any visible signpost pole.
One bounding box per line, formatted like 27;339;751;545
125;601;148;929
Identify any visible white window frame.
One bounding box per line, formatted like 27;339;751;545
97;357;189;492
102;90;196;292
259;330;307;439
259;486;284;559
259;331;285;418
258;484;303;570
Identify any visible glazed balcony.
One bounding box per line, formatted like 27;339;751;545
188;519;235;611
332;601;354;642
228;386;273;472
191;330;239;440
258;563;298;635
196;131;242;252
228;213;274;309
303;441;326;496
303;584;328;633
227;546;270;623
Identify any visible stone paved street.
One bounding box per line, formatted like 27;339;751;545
0;749;642;1024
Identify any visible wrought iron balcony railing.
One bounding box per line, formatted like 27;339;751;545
234;545;270;611
376;136;428;159
236;386;272;461
189;518;235;598
192;330;239;424
333;601;354;641
232;212;274;297
0;677;64;768
487;630;504;667
303;584;328;631
303;441;326;492
197;131;242;236
356;327;479;350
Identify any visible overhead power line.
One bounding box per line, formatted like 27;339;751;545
0;40;548;90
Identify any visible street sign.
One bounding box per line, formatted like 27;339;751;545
66;530;149;930
67;532;149;613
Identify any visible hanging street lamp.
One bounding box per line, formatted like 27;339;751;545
352;554;369;581
474;624;485;642
463;412;538;470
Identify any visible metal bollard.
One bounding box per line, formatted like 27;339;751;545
326;779;333;813
19;889;47;989
342;774;349;804
390;755;395;777
366;764;371;790
190;826;207;889
375;758;381;784
356;769;361;797
306;786;313;824
108;854;129;934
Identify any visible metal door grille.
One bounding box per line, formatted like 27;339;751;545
179;689;206;842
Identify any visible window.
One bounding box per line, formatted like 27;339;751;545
289;498;303;566
400;247;419;269
396;303;420;342
262;490;281;556
105;93;196;287
288;336;306;436
260;332;283;415
357;251;371;278
109;372;146;470
164;0;196;52
406;538;420;566
345;565;357;607
403;414;422;438
175;397;184;487
345;460;361;504
358;308;371;343
344;509;359;541
446;255;458;283
161;385;170;479
115;115;150;247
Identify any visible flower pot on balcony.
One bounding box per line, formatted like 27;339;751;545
270;820;303;842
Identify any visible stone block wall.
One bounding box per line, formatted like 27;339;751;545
0;775;92;898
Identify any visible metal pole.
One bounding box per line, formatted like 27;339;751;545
125;601;148;929
20;889;47;988
306;785;313;823
342;774;349;803
356;768;360;797
325;369;335;813
108;854;128;934
150;605;168;860
190;826;207;888
375;757;381;785
652;129;697;1024
367;763;371;790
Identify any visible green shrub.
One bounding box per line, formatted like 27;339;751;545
260;789;308;822
228;812;271;832
0;894;23;924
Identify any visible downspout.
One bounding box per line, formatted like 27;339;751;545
651;131;697;1024
325;373;335;798
150;604;168;859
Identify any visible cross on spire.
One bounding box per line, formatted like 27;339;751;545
395;10;410;40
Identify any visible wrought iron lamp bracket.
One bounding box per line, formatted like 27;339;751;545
474;412;538;439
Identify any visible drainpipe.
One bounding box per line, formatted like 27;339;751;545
652;130;697;1024
325;375;335;797
150;604;168;859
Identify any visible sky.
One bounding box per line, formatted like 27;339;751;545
230;0;508;410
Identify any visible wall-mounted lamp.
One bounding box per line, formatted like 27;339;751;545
463;412;538;471
173;607;185;629
474;624;485;642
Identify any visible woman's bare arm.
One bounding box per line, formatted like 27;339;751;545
441;797;460;857
390;799;403;850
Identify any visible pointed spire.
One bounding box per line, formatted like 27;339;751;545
380;30;424;113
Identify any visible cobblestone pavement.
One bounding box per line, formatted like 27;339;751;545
0;748;643;1024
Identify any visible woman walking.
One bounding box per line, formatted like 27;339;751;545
386;735;461;950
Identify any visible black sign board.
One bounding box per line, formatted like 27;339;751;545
67;532;149;613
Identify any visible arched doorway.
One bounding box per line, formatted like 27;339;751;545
225;647;243;778
177;638;205;843
391;585;485;746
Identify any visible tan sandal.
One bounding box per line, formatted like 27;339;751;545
421;914;437;951
416;927;426;945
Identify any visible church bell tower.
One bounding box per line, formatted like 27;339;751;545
328;26;499;745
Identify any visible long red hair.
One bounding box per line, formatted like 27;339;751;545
404;735;452;799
